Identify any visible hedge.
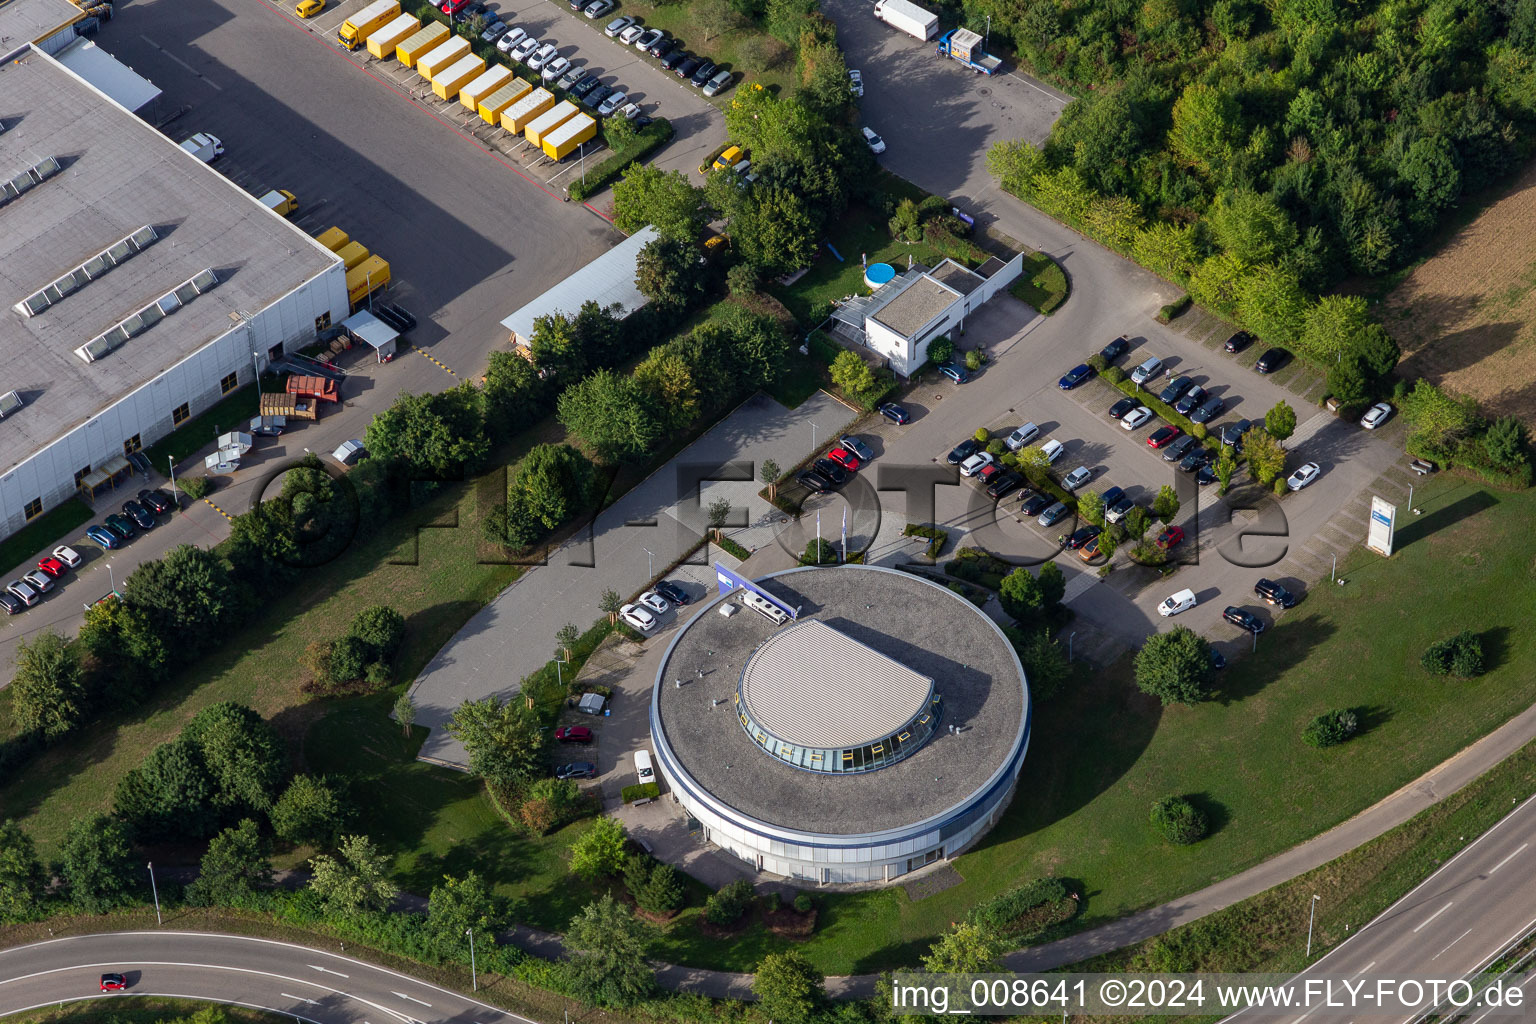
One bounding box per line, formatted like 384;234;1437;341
967;877;1073;938
622;781;661;802
566;119;675;202
1156;295;1192;323
902;523;949;559
717;536;751;561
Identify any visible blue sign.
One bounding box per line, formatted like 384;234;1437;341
1371;510;1391;526
714;562;798;619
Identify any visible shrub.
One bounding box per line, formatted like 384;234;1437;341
621;782;661;802
927;336;955;365
902;524;948;559
1157;295;1192;322
1273;475;1289;495
1303;709;1359;748
1150;795;1208;845
704;879;754;925
1087;353;1107;373
1103;365;1126;385
968;877;1069;935
964;349;983;372
765;891;781;912
793;892;813;913
1421;631;1485;677
973;428;990;443
177;477;212;500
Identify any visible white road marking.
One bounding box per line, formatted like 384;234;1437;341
1431;928;1472;960
392;991;433;1007
1004;71;1067;103
138;34;222;89
282;993;320;1004
1353;961;1375;976
1411;901;1454;933
1487;842;1528;874
310;964;350;977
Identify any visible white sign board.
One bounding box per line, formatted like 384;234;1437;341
1366;496;1396;557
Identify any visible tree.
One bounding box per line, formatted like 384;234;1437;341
555;622;581;662
184;701;287;815
10;632;84;740
1215;447;1237;494
1400;135;1461;211
633;861;684;914
447;696;546;792
888;198;923;242
1152;485;1180;523
1327;355;1372;408
1236;266;1310;348
565;894;655;1005
78;597;167;696
124;544;238;647
528;310;586;381
761;458;782;498
1006;627;1072;701
801;538;838;565
705;878;754;923
270;774;347;848
1484;415;1527;470
694;0;744;41
611;165;706;241
1401;379;1477;454
1298;294;1373;365
1168;82;1243;176
1077;491;1105;526
922;921;1000;973
754;951;825;1024
570;816;629;880
726;262;759;297
186;818;273;905
483;349;546;436
635;236;706;311
1036;561;1066;609
1303;709;1359;749
515;443;598;531
558;369;664;463
829;350;889;409
114;737;219;841
1134;627;1215;706
392;690;416;738
796;38;852;119
716;305;791;390
1150;795;1208;844
308;834;398;916
363;386;489;480
0;820;47;922
600;588;623;623
1243;429;1287;486
428;871;500;945
349;606;407;663
999;567;1044;623
60;814;138;913
1264;401;1297;441
732;186;820;275
633;347;699;432
707;496;733;541
1124;505;1151;541
1208;189;1299;265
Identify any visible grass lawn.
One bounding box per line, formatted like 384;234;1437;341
143;385;269;471
606;0;798;101
8;999;291;1024
1009;251;1070;314
0;498;93;579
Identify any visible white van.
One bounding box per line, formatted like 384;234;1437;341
1039;438;1065;464
634;749;655;784
1006;422;1039;451
1158;588;1197;616
740;591;789;625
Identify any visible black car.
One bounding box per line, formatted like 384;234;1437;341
813;458;848;486
1058;363;1094;389
122;500;156;530
690;60;718;86
570;74;602;98
1223;606;1266;633
878;402;910;424
138;488;174;514
556;762;598;779
1020;492;1051;516
986;471;1024;499
947;438;981;465
1255;347;1289;373
1210;648;1227;670
1196;463;1218;486
1190;394;1226;424
1158;375;1194;405
1101;335;1130;362
653;580;690;606
1221;418;1255;447
582;85;615;109
796;469;832;493
1039;501;1070;527
1174;384;1207;415
659;48;689;70
647;35;674;57
1066;525;1102;550
676;56;702;79
1254;578;1298;608
1162;435;1200;462
1109;396;1139;420
1179;448;1211;472
0;591;22;615
1224;331;1254;353
1100;486;1125;508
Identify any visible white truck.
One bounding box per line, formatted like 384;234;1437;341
873;0;938;41
179;132;224;163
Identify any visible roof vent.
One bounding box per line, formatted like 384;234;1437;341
74;269;221;364
15;224;159;318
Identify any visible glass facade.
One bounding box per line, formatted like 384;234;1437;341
735;688;942;774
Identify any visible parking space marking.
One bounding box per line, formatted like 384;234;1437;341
418;349;460;378
139;34;223;89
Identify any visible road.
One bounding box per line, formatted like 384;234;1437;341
0;931;517;1023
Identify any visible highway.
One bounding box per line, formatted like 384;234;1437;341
0;932;520;1023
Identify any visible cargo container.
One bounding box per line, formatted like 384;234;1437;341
417;36;469;80
460;64;513;111
396;21;448;68
315;226;349;252
261;391;318;421
258;189;297;216
478;77;531;123
541;111;596;160
347;255;391;307
935;28;1001;74
338;0;399;50
335;241;370;271
524;100;578;148
367;12;419;59
432;54;485;100
287;376;340;404
501;87;555;134
873;0;937;40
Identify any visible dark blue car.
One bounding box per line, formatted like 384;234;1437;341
878;402;910;424
85;525;121;550
937;362;969;384
1058;363;1094;389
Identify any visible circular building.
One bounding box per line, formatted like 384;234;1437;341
649;564;1030;885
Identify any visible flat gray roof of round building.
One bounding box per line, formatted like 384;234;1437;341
739;619;934;749
654;566;1027;835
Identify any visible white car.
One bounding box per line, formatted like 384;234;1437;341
511;36;540;62
1158;588;1197;617
331;439;365;465
861;126;886;154
620;101;641;120
1062;466;1093;491
959;452;995;478
633;27;663;49
53;545;83;568
1360;402;1392;429
597;90;628;116
542;56;571;82
603;14;633;35
638;590;670;615
527;43;559;70
848;68;864;97
496;26;528;52
1005;422;1039;451
1120;406;1154;430
620;603;657;632
617;22;646;43
1287;462;1321;491
1130;356;1164;384
1038;438;1065;464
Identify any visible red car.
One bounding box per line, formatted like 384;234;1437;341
825;447;860;472
555;725;592;744
1155;526;1185;550
100;974;128;991
36;556;68;578
1147;425;1183;449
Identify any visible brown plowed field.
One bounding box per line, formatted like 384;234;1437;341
1385;160;1536;426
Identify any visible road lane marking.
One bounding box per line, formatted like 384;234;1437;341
138;34;223;89
1431;928;1472;960
1353;961;1375;976
1411;901;1454;933
392;991;432;1007
309;964;350;977
282;993;320;1004
1487;842;1528;874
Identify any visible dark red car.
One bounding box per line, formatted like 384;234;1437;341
1147;425;1183;449
1154;526;1185;550
100;974;128;991
555;725;593;744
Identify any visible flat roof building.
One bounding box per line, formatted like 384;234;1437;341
500;225;657;351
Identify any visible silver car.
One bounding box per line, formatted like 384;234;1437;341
604;14;634;36
701;67;733;96
1062;466;1093;491
1130;356;1164;384
557;63;586;89
597;90;628;116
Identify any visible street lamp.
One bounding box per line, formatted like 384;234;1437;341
107;560;117;597
1305;894;1321;956
148;862;162;926
642;547;654;579
466;928;477;990
984;13;990;49
1068;631;1077;663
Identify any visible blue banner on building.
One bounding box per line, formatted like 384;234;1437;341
714;562;799;620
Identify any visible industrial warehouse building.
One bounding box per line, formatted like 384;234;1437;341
500;225;658;353
0;41;348;540
649;565;1031;885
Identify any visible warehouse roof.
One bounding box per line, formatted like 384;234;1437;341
0;46;337;475
0;0;82;55
500;225;657;346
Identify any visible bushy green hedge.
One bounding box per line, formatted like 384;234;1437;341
1157;295;1191;323
717;536;751;561
903;523;949;559
703;879;754;925
566;119;675;202
622;782;661;802
1421;631;1485;678
1150;795;1208;845
1303;709;1359;749
177;476;212;500
967;877;1074;938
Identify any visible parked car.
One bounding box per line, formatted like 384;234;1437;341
100;974;129;992
959;452;994;478
813;458;848;485
557;63;587;89
1158;588;1197;616
1210;648;1228;670
570;74;601;98
597;90;629;116
675;55;702;79
1120;406;1154;431
702;68;734;96
332;439;365;464
556;762;597;779
1080;534;1110;561
0;592;21;615
22;569;54;594
647;35;675;57
937;361;969;383
510;36;540;61
1223;606;1266;633
1099;486;1125;509
1058;363;1094;389
604;15;634;36
1130;356;1164;384
1220;419;1255;447
497;26;528;52
861;127;886;154
1179;448;1211;473
638;590;670;615
103;513;136;539
582;85;615;110
848;68;864;96
1287;462;1321;490
555;725;593;743
528;43;559;70
653;580;690;606
1105;495;1136;524
1197;463;1218;486
1109;397;1139;420
542;56;572;82
796;469;832;493
1039;501;1070;527
36;556;68;579
659;48;689;71
690;60;719;87
5;580;39;607
621;602;658;631
618;22;647;43
1006;423;1040;451
1162;434;1199;461
1174;384;1207;415
947;438;980;465
138;488;174;514
1224;331;1254;353
987;471;1024;499
1065;525;1101;550
634;27;664;49
1101;335;1130;362
1190;394;1225;423
878;402;909;424
1158;375;1194;405
1360;402;1392;429
480;18;507;41
1020;492;1051;516
1155;525;1185;550
583;0;615;16
1255;347;1288;373
85;525;121;550
295;0;324;16
1255;578;1298;608
840;435;874;462
122;499;156;530
1062;466;1093;491
825;447;860;471
53;544;83;568
1039;438;1065;464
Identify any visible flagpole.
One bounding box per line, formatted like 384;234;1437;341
841;507;847;563
816;511;821;563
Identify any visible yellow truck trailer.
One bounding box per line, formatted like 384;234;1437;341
432;54;485;100
524;100;578;148
395;21;448;68
315;226;349;252
335;241;370;271
367;12;419;58
347;255;391;308
501;87;555;135
541;111;597;161
478;77;531;123
338;0;398;50
416;36;469;81
460;65;513;111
